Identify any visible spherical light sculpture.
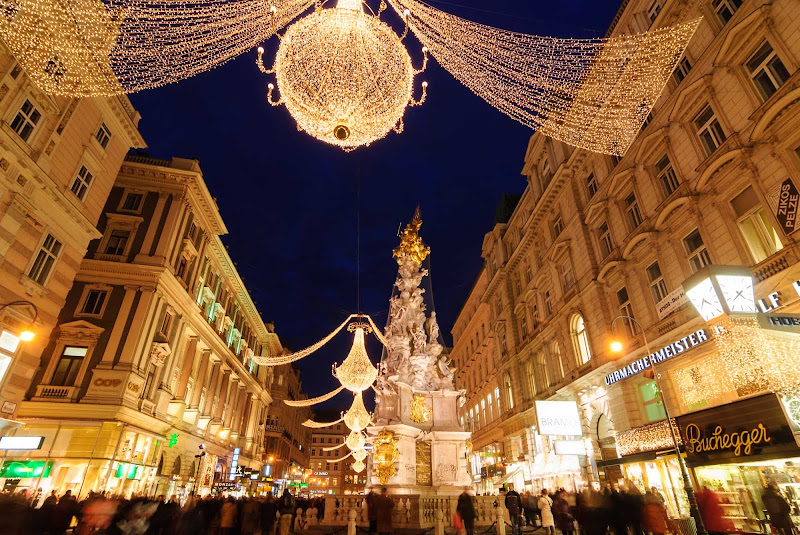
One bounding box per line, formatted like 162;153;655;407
344;392;371;432
351;448;368;462
345;430;366;451
260;0;427;150
352;460;366;473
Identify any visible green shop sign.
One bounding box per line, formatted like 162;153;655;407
0;460;54;478
114;463;140;480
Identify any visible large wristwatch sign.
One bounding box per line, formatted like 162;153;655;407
604;329;710;385
676;394;800;465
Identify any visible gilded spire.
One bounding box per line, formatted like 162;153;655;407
393;206;430;265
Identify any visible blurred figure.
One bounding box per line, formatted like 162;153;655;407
366;490;378;534
277;489;295;535
624;484;644;535
554;490;575;535
696;486;735;535
504;485;523;535
538;489;555;535
51;490;80;535
642;491;669;535
260;494;277;535
457;486;476;535
219;497;237;535
241;498;260;535
76;491;117;535
762;483;794;535
375;487;394;535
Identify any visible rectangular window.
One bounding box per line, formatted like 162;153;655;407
647;261;669;304
540;159;552;189
520;314;528;339
625;192;644;231
598;221;614;258
530;302;539;330
586;173;598;198
553;215;564;238
561;259;575;290
746;42;790;101
617;287;637;336
684;229;712;273
656;155;681;197
731;186;784;263
104;229;130;256
95;123;112;149
10;99;41;142
673;57;692;85
694;104;727;155
52;346;88;386
647;0;664;22
70;165;93;201
0;330;21;385
543;290;553;315
28;233;62;285
640;381;667;421
713;0;742;24
159;311;173;337
121;192;144;213
80;289;108;315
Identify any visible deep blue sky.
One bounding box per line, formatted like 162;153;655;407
129;0;622;409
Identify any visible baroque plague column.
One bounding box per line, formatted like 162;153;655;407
368;209;471;495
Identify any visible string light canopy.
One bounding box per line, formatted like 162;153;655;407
386;0;700;155
257;0;427;149
0;0;313;96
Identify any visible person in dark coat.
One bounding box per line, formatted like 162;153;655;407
504;485;523;535
375;487;394;535
260;495;277;535
457;487;476;535
366;490;378;534
554;491;575;535
763;483;794;535
51;490;79;535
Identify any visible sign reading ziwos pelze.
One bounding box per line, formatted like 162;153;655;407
767;178;800;235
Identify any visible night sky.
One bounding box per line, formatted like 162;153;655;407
128;0;622;410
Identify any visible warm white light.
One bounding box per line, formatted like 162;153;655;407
20;331;35;342
716;275;757;313
334;326;378;392
351;448;367;462
345;431;366;451
686;278;725;321
343;392;371;432
610;340;623;353
352;460;365;473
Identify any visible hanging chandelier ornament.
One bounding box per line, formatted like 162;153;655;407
333;323;379;392
343;391;372;432
0;0;313;97
345;430;366;451
352;460;366;473
351;448;368;462
257;0;427;150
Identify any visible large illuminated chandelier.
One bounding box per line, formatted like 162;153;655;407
255;313;384;474
257;0;427;149
1;0;699;155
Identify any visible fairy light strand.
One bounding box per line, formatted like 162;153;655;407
283;385;345;407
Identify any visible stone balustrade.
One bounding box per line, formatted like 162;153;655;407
321;494;508;529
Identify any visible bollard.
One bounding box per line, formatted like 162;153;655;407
436;509;445;535
496;506;506;535
348;508;357;535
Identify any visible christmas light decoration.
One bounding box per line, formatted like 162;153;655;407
322;442;347;451
343;392;371;432
351;460;365;473
351;448;367;462
615;419;680;457
334;323;379;392
327;451;353;463
284;385;345;407
345;430;366;451
302;415;344;428
257;0;427;149
0;0;313;96
387;0;700;155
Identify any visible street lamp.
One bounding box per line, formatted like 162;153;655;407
609;315;707;535
0;300;38;342
192;443;206;496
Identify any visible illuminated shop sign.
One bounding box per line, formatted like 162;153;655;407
535;401;582;436
0;460;53;478
0;436;44;450
604;329;710;386
229;448;240;481
115;463;141;480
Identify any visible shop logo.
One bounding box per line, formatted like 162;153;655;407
684;422;771;457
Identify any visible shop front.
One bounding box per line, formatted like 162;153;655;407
676;393;800;533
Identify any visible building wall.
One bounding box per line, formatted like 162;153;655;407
0;43;145;427
308;418;348;496
453;0;800;490
8;156;280;498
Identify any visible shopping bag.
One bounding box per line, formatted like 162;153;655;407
453;513;464;530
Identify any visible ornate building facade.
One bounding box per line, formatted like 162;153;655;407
308;409;347;496
453;0;800;516
3;155;281;499
0;42;145;433
263;363;312;495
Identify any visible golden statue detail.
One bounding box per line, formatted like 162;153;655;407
410;393;432;423
393;206;430;266
373;430;400;485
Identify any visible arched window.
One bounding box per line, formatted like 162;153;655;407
487;393;494;422
571;314;592;365
526;360;537;397
469;407;474;431
550;340;565;384
474;404;481;429
504;373;514;410
481;399;487;426
535;352;548;392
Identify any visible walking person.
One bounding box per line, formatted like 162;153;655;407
260;495;277;535
505;485;523;535
457;486;476;535
366;490;378;535
375;487;394;535
538;489;555;535
554;491;575;535
641;491;669;535
278;490;296;535
763;483;795;535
